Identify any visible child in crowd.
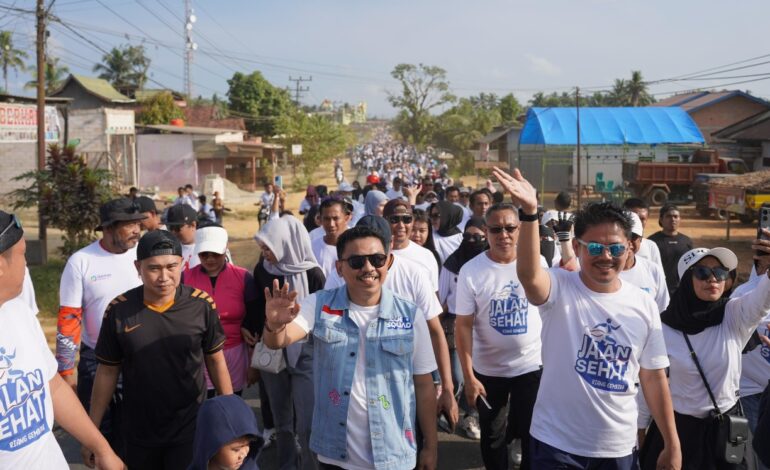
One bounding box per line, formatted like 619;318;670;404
188;395;264;470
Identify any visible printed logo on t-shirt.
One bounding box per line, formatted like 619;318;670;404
761;326;770;365
0;347;49;451
89;273;111;282
488;281;529;335
385;317;413;329
575;319;632;392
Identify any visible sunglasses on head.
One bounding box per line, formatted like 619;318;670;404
0;214;22;240
488;225;518;234
691;265;730;281
340;253;388;270
388;215;413;225
577;239;627;257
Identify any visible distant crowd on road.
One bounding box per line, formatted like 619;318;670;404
3;128;770;470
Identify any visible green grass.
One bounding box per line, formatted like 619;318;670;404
29;260;64;318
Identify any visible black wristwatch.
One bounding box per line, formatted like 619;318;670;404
518;208;539;222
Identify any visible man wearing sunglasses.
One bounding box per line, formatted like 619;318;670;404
493;167;680;470
454;203;544;470
263;225;438;470
384;199;440;291
56;198;147;454
166;204;199;271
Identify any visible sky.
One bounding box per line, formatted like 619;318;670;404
3;0;770;117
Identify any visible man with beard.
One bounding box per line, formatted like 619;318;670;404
56;198;146;451
492;168;680;470
649;204;693;294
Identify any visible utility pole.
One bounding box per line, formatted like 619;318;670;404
288;76;311;105
36;0;48;263
184;0;197;99
576;86;582;208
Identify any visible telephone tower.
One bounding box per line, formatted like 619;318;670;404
288;76;312;105
184;0;197;98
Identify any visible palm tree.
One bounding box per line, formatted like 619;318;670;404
609;79;628;106
626;70;653;106
0;31;28;93
93;44;150;96
25;57;70;94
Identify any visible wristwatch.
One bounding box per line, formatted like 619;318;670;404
518;208;539;222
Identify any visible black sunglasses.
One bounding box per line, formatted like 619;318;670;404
463;233;486;243
691;265;730;282
488;225;518;234
388;215;413;225
340;253;388;270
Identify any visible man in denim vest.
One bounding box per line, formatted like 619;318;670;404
263;225;438;470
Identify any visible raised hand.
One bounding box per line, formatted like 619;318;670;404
491;167;538;214
264;279;300;330
553;212;575;242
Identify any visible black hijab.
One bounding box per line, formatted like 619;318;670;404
434;201;463;237
444;217;487;275
660;267;736;335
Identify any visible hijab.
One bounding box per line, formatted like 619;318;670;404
660;265;736;335
434;200;463;237
444;217;487;275
305;185;319;206
254;216;319;299
364;190;388;216
254;216;319;367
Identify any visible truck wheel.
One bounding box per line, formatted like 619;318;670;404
647;189;668;206
716;209;729;221
739;214;754;224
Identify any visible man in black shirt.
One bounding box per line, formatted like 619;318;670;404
87;230;232;470
648;204;693;294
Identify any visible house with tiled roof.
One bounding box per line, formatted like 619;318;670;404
50;74;138;187
652;90;770;143
183;105;246;131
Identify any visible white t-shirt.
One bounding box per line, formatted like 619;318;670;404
530;268;669;458
385;189;404;200
324;256;441;321
309;226;325;242
392;241;439;291
664;274;770;418
637;238;663;272
735;276;770;397
619;256;670;313
21;268;38;315
454;253;543;377
433;233;462;265
181;243;200;271
0;289;68;468
293;294;436;470
438;266;458;314
311;237;339;280
59;241;142;349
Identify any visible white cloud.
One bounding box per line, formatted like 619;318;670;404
525;54;562;77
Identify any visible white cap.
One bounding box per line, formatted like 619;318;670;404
541;210;559;227
338;182;355;192
625;211;644;237
195;226;228;255
677;247;738;279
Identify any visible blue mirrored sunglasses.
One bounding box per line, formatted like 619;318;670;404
577;239;627;258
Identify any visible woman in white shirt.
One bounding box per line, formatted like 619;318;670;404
641;245;770;470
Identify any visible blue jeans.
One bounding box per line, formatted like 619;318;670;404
531;437;639;470
742;393;769;470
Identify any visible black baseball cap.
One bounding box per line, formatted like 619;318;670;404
166;204;197;226
0;211;23;254
135;196;158;214
97;198;147;231
136;230;182;261
355;215;392;252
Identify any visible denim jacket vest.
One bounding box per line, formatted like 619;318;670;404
309;286;419;470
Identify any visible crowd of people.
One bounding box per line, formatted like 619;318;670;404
2;132;770;470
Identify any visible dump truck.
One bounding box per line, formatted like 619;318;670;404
621;149;748;206
709;171;770;223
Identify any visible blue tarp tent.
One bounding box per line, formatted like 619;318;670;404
519;107;705;146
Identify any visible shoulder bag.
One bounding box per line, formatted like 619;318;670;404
250;340;286;374
683;332;749;464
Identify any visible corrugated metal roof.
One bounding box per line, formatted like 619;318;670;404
652;90;770;113
68;75;134;103
479;126;517;144
141;124;245;135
